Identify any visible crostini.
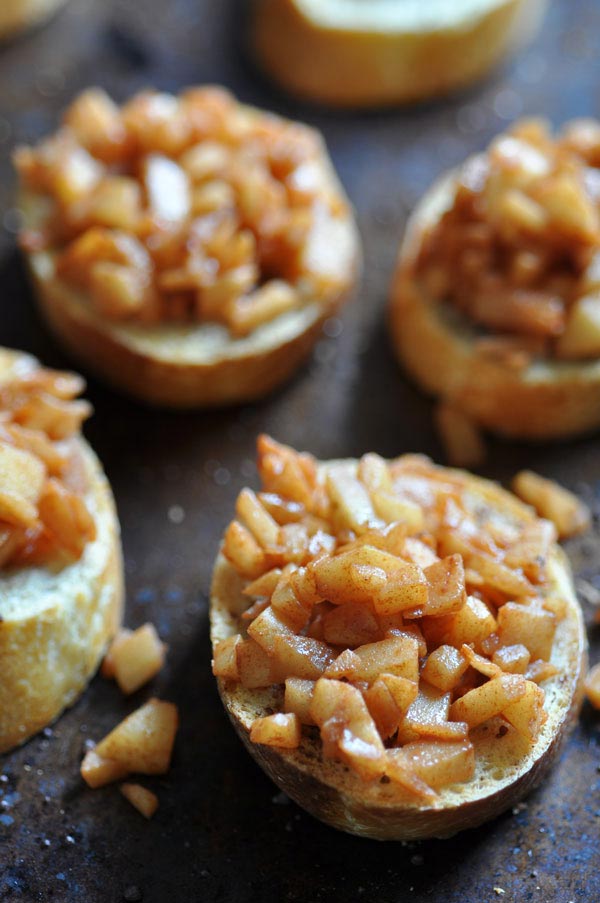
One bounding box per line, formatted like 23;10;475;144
0;347;123;753
0;0;67;40
251;0;546;108
210;436;586;840
14;87;360;407
391;118;600;443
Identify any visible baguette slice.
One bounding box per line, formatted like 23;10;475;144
0;356;123;753
0;0;67;39
390;170;600;440
252;0;546;108
210;457;586;840
17;97;360;409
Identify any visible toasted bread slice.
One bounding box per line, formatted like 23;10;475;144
210;454;586;840
390;171;600;440
251;0;546;108
0;350;123;753
0;0;67;39
16;89;360;409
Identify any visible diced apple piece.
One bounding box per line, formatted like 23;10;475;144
95;699;178;775
326;467;381;532
497;602;556;661
512;470;591;539
501;680;546;742
460;644;501;679
329;636;420;684
88;177;141;231
422;596;497;653
110;623;166;694
0;443;46;516
284;678;315;724
525;660;560;684
370;491;425;530
64;89;128;162
236;638;279;688
421;645;468;692
258;493;305;525
322;600;380;647
468;553;533;598
541;173;599;241
101;628;133;679
357;453;392;493
223;520;267;579
504;519;556;583
585;663;600;709
397;682;452;743
247;605;293;653
385;748;438;802
270;577;311;632
556;294;600;360
449;674;527;728
271;633;336;680
143;154;191;222
404;554;467;619
236;488;281;548
402;537;439;569
243;567;282;598
312;545;428;616
52;145;103;205
120;783;159;819
250;712;301;749
179;141;230;181
384;623;427;657
80;750;128;788
402;740;476;789
311;679;385;781
492;644;530;674
212;634;242;681
380;673;418;712
363;677;404;739
89;263;149;319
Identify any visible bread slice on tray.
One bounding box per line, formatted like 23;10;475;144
15;87;360;407
0;347;123;753
210;436;586;839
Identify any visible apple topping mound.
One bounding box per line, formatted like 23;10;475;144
213;436;568;800
0;349;95;568
14;87;350;337
416;118;600;366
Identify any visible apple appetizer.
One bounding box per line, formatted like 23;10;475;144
0;347;123;753
391;118;600;457
14;87;360;407
210;436;586;839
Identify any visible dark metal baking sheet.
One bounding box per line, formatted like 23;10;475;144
0;0;599;900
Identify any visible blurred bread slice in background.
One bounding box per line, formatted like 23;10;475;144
251;0;547;108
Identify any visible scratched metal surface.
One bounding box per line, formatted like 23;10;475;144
0;0;599;900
